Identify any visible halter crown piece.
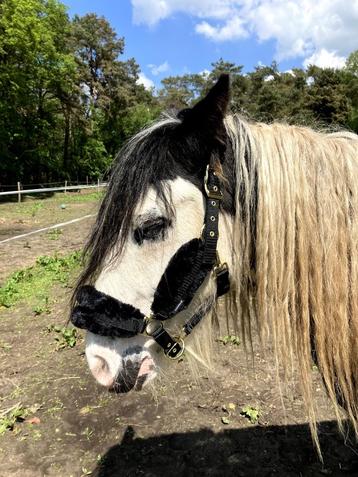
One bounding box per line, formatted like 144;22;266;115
70;161;230;360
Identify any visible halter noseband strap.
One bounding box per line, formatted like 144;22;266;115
70;163;230;360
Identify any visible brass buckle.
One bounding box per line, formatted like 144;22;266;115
204;164;223;200
213;262;228;275
213;251;228;277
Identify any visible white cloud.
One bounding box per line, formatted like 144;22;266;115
131;0;233;26
148;61;170;75
136;72;154;90
303;48;347;69
131;0;358;63
195;16;247;41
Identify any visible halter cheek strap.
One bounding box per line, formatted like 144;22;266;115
70;164;230;359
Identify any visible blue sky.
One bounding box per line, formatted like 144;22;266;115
63;0;357;89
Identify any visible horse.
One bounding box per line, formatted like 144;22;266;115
70;74;358;453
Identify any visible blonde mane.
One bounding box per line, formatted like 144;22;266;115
220;115;358;453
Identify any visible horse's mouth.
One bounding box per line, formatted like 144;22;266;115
111;357;154;394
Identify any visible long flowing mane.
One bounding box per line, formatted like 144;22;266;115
225;115;358;451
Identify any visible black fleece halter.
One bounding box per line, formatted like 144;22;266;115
71;163;230;359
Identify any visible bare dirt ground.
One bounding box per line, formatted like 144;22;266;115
0;194;357;477
0;191;98;284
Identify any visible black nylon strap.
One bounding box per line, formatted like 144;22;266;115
201;166;221;266
160;165;222;313
149;324;183;359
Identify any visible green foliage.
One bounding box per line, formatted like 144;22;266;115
346;51;358;76
0;251;81;308
0;1;157;185
47;228;62;240
158;54;358;133
241;405;260;424
33;296;50;315
0;405;28;435
0;0;356;186
218;335;240;346
48;325;77;349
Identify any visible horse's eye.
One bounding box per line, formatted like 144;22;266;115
133;217;171;246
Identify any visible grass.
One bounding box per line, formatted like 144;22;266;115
59;191;104;203
0;251;82;309
47;229;63;240
240;405;260;424
0;190;103;222
47;325;78;349
218;335;241;346
0;404;28;435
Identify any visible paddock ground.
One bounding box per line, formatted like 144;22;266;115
0;193;357;477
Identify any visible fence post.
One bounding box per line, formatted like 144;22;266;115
86;176;89;186
97;178;100;193
17;182;21;203
64;180;67;195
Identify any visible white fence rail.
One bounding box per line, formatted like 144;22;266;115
0;181;107;202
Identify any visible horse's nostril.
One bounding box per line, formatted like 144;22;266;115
89;355;115;388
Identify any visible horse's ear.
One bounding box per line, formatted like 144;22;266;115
177;74;230;147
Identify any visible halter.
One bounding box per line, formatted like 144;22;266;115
70;162;230;360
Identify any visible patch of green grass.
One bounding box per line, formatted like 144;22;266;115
240;405;260;424
0;190;102;221
33;296;51;315
8;201;45;218
218;335;241;346
0;251;82;308
61;191;104;203
46;398;64;416
29;203;44;217
47;325;78;349
0;405;28;435
47;228;63;240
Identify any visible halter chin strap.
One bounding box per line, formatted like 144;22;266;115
71;163;230;360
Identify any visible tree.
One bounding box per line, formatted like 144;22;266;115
70;14;159;159
306;66;350;125
0;0;76;183
158;74;206;109
345;50;358;132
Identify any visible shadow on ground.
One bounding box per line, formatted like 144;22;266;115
94;421;358;477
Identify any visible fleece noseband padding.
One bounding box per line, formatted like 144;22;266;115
152;238;212;320
71;285;146;338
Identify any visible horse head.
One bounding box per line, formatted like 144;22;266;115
71;75;236;392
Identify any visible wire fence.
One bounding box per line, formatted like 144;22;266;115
0;180;107;202
0;180;93;190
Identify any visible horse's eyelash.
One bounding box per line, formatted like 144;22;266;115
133;217;171;245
